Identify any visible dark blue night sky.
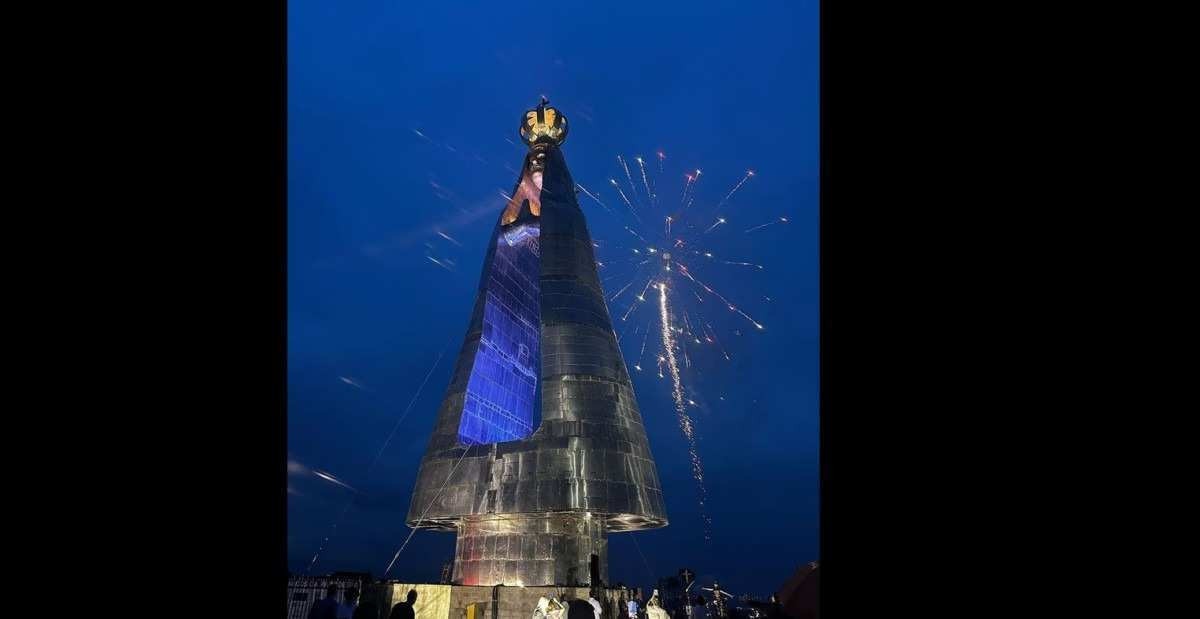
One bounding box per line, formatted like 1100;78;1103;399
288;0;817;597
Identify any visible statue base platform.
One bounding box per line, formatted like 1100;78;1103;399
367;583;644;619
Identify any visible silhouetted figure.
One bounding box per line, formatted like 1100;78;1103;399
338;587;360;619
389;589;418;619
352;593;380;619
309;584;340;619
567;599;595;619
767;594;784;619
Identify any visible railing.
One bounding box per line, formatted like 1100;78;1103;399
286;576;369;619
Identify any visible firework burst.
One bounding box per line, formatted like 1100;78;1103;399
579;150;782;543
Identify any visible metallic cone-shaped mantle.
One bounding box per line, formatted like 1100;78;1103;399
406;105;666;588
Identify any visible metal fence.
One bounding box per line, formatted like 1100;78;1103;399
287;575;370;619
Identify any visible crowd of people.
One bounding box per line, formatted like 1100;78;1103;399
304;585;780;619
305;586;416;619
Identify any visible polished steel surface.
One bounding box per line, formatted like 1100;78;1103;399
452;512;606;587
406;104;666;586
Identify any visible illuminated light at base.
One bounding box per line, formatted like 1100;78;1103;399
658;281;712;539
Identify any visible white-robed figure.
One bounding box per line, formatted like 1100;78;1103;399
646;590;669;619
587;597;603;619
534;597;567;619
626;598;639;619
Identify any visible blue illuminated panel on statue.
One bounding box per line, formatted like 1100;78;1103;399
458;224;541;445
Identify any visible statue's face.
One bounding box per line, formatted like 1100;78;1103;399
501;154;543;227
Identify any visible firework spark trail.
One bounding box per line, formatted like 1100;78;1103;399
684;169;703;209
608;271;641;302
436;230;462;246
621;296;644;322
426;255;454;272
618;155;640;205
312;470;356;492
680;174;694;206
603;256;642;267
715;170;755;211
704;321;732;360
636;156;654;207
609;179;640;222
383;442;474;576
576;183;614;214
625;226;649;244
658;282;712;539
678;263;764;330
745;216;789;234
637;276;656;302
338;376;366;390
635;325;651;370
306;347;448;573
657;151;666;174
720;260;765;270
665;216;672;238
704;218;727;234
616;319;633;345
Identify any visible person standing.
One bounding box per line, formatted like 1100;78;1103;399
337;587;359;619
352;589;380;619
389;589;418;619
308;584;340;619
